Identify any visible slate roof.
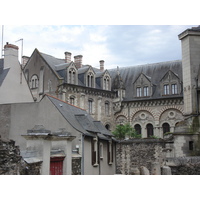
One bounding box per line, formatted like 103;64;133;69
108;60;183;101
46;94;113;139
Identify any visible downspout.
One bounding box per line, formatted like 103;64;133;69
196;76;199;116
81;134;85;175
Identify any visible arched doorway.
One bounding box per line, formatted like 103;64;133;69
134;124;141;135
162;123;170;134
146;123;154;137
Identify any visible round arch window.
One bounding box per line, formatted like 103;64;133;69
162;123;170;134
146;123;154;137
134;124;141;135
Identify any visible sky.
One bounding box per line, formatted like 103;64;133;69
1;25;197;69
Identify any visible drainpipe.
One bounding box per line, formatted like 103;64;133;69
81;134;85;175
195;76;199;116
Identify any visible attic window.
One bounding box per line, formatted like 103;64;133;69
143;86;149;96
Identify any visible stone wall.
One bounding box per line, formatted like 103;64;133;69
167;157;200;175
72;157;81;175
0;137;41;175
116;139;166;175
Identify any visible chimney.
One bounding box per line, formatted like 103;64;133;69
4;42;19;69
74;55;83;69
100;60;104;72
22;56;30;68
64;51;72;63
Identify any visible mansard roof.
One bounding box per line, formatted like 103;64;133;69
108;60;183;100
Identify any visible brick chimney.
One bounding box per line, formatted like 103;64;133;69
100;60;104;72
64;51;72;63
4;42;19;69
74;55;83;69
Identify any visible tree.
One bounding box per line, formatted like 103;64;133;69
112;123;141;140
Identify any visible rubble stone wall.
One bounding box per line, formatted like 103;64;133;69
0;137;41;175
116;139;166;175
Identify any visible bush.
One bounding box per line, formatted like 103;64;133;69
112;123;141;140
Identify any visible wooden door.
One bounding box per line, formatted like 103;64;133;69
50;157;65;175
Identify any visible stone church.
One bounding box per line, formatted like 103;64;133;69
23;26;200;140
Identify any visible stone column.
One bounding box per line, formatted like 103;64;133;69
41;139;51;175
63;140;72;175
142;126;147;138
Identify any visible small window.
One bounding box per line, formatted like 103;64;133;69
143;86;149;96
189;141;194;151
172;84;178;94
70;96;75;105
136;87;142;97
69;68;76;84
88;99;93;114
164;84;169;95
87;72;94;87
105;124;110;130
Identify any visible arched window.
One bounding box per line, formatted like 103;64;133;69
69;96;75;105
162;123;170;134
134;124;141;135
105;124;110;130
146;123;154;137
30;75;39;89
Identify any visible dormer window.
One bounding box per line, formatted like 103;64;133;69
87;72;94;87
103;75;110;90
30;75;39;89
161;70;180;96
68;68;76;84
134;73;152;98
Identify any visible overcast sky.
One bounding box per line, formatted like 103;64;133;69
1;25;197;69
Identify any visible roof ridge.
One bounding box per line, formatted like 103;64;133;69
109;59;182;71
45;94;86;111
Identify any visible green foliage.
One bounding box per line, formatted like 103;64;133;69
112;123;141;140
